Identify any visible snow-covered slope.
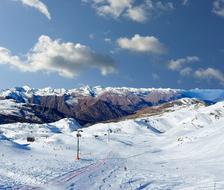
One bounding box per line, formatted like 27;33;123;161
0;99;224;189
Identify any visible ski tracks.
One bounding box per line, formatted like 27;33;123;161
11;154;111;190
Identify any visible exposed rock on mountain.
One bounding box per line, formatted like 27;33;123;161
0;99;66;124
0;86;223;125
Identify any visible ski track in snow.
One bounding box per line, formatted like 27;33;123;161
5;152;116;190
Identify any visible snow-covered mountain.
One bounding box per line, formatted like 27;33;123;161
1;85;223;102
0;86;223;125
0;98;224;189
0;99;65;124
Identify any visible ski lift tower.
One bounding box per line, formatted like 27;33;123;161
76;129;83;160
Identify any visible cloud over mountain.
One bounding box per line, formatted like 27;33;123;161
168;56;200;71
168;56;224;84
0;35;116;78
195;68;224;83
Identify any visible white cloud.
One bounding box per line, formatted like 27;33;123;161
117;34;166;54
154;1;174;10
213;0;224;18
19;0;51;19
126;5;147;22
195;68;224;83
180;67;192;76
168;56;199;71
92;0;133;18
89;33;95;39
167;57;224;84
152;73;160;80
104;38;112;43
0;35;116;78
82;0;174;23
127;1;174;23
182;0;189;6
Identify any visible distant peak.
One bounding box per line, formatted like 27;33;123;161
22;85;32;91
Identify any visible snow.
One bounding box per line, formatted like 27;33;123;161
0;99;224;189
65;96;79;105
0;99;26;116
50;118;81;133
0;85;177;98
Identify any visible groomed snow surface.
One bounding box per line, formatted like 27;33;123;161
0;99;224;190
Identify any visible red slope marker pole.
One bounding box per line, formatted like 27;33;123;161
76;130;83;160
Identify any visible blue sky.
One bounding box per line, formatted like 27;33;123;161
0;0;223;89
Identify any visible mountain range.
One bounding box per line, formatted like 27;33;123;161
0;86;223;125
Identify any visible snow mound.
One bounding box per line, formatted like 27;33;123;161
49;118;81;133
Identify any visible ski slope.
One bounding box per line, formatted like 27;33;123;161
0;99;224;189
